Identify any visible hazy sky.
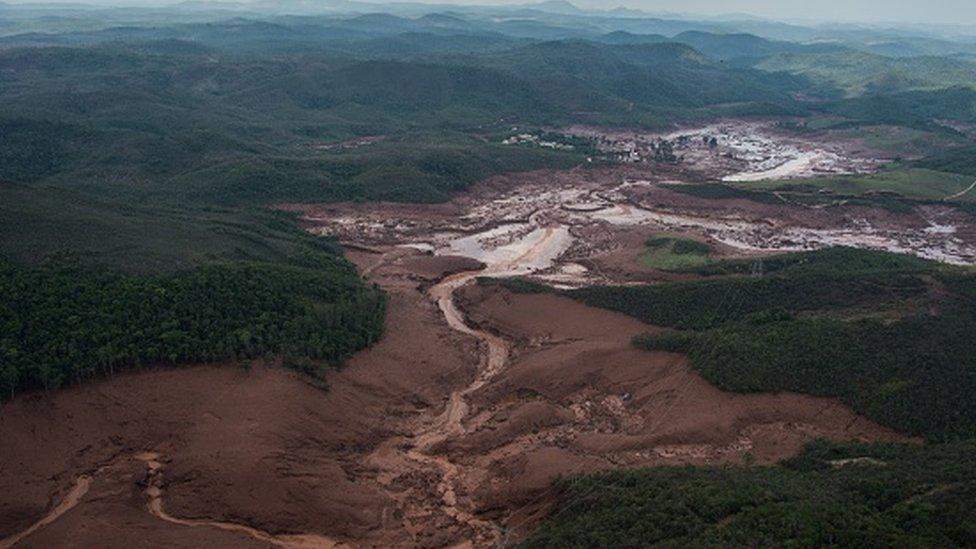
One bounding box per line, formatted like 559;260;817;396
8;0;976;26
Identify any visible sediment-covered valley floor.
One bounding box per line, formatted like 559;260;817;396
2;124;969;547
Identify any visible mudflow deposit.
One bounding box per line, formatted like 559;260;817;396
1;123;971;548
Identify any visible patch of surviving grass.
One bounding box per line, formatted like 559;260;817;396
741;167;975;202
640;235;713;271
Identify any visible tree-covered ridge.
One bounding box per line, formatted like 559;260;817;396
754;51;976;96
170;136;584;205
681;246;936;277
2;22;975;209
0;184;360;272
0;227;387;399
0;35;821;207
568;273;926;329
628;259;976;441
520;440;976;548
0;47;589;205
636;304;976;441
564;247;931;329
917;143;976;176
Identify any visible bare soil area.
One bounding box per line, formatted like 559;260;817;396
0;246;908;548
1;122;963;547
449;284;908;535
288;160;975;277
0;254;484;547
564;120;884;180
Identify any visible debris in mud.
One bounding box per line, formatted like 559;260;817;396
829;457;888;468
313;135;386;151
564;121;883;181
294;127;976;273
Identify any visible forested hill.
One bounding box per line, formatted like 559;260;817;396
464;40;804;109
0;256;386;398
506;248;976;547
3;10;975;207
520;440;976;547
0;185;388;400
0;38;804;206
0;202;387;400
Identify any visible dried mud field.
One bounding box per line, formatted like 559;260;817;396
1;122;972;548
292;120;976;273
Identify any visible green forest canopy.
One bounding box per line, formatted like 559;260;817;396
0;194;387;399
520;440;976;548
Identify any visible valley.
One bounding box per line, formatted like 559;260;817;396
2;1;976;545
4;123;966;547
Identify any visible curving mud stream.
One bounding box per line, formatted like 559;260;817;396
0;452;346;549
137;452;345;548
362;223;573;544
5;127;973;547
0;222;568;548
0;476;92;549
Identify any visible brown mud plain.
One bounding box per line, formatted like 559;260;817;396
1;122;972;547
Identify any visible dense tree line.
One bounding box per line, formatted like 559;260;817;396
662;183;782;204
0;254;386;399
566;271;926;330
520;440;976;548
681;246;935;277
627;254;976;440
636;305;976;441
622;255;976;440
917;143;976;176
